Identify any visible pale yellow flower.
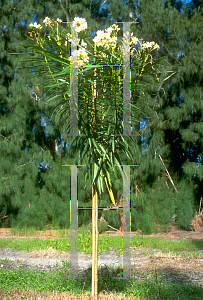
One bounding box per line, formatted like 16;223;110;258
72;17;87;33
69;48;89;66
94;30;105;39
141;41;159;50
110;24;120;31
131;37;139;45
105;24;120;34
141;42;151;49
43;17;51;27
81;39;87;48
105;27;113;34
112;36;117;42
102;32;111;41
93;30;116;49
56;18;62;23
29;22;42;30
131;36;139;45
123;32;139;47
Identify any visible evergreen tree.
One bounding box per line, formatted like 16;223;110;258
0;0;53;228
0;0;120;229
134;0;203;228
98;0;203;231
2;0;202;233
0;0;94;229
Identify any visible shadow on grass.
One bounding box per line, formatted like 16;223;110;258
56;262;203;300
187;239;203;251
1;257;203;299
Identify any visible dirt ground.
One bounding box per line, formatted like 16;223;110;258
0;225;203;240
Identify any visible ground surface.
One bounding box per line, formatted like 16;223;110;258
1;225;203;239
0;226;203;289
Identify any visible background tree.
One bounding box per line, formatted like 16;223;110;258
1;0;202;234
131;0;202;230
96;0;203;232
0;0;114;229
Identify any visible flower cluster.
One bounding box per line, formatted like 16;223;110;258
66;17;89;66
105;24;120;33
69;48;89;66
43;16;62;27
93;24;120;49
29;22;42;30
130;33;139;46
65;17;88;48
30;17;62;31
29;16;160;68
43;17;52;27
93;26;142;61
72;17;87;33
141;41;160;50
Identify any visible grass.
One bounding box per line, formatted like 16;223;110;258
0;223;203;299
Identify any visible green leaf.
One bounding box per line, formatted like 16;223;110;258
45;53;68;65
92;138;102;156
93;163;99;184
98;144;108;159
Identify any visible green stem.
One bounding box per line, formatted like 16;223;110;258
56;24;70;92
37;35;70;108
139;54;149;77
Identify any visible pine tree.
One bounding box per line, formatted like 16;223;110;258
2;0;202;233
0;0;75;228
0;0;52;228
99;0;203;231
0;0;115;229
130;0;203;229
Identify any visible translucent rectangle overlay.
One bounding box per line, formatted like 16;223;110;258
62;20;138;281
63;21;138;137
62;164;138;280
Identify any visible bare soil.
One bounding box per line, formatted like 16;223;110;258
1;224;203;240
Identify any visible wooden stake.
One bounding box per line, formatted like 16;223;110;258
92;44;98;299
92;185;98;299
